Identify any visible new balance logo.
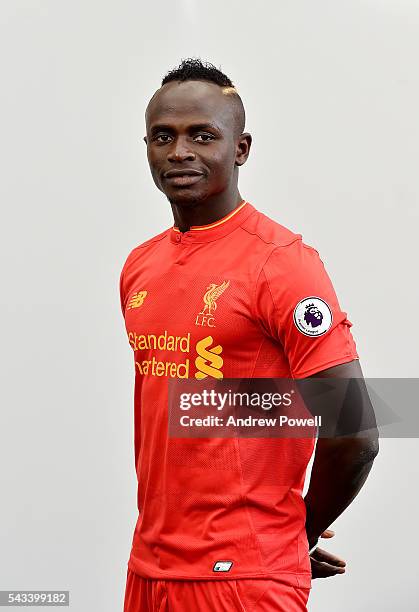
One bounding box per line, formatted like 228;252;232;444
127;290;148;309
213;561;233;572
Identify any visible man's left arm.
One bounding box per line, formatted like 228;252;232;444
303;359;379;577
253;241;379;577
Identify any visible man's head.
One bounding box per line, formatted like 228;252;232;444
144;58;251;207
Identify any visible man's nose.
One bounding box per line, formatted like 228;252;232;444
167;137;195;162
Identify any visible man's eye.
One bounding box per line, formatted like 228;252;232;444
194;134;214;142
154;134;172;143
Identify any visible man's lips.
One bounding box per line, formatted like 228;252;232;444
163;169;204;178
163;168;204;187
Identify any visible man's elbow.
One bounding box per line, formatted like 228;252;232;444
357;435;379;464
319;432;379;466
340;433;379;466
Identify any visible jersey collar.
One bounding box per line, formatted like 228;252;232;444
169;200;255;244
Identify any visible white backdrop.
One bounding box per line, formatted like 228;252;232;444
0;1;418;610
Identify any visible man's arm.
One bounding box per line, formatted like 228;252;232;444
303;359;379;576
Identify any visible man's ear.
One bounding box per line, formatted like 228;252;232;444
143;136;148;145
235;132;252;166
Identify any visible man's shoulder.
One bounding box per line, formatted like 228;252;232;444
241;206;304;250
133;226;171;251
240;205;323;277
120;227;170;272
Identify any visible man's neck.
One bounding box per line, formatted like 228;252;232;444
170;190;244;233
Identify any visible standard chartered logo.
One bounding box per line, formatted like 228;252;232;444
126;329;224;379
195;336;224;379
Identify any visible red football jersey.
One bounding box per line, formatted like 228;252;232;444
119;200;358;587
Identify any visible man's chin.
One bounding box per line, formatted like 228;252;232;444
165;188;208;207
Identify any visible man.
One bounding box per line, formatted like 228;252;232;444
120;58;378;611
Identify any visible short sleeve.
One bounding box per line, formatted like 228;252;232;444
119;268;126;317
119;260;130;318
119;247;137;317
254;240;359;378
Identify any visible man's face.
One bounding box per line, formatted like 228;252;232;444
144;80;244;206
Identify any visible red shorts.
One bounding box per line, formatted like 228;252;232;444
123;569;310;611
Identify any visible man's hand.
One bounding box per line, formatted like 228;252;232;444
310;530;346;579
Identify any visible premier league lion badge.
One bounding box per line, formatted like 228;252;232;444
293;296;333;337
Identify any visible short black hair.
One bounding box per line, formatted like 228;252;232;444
160;58;245;136
161;58;235;88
